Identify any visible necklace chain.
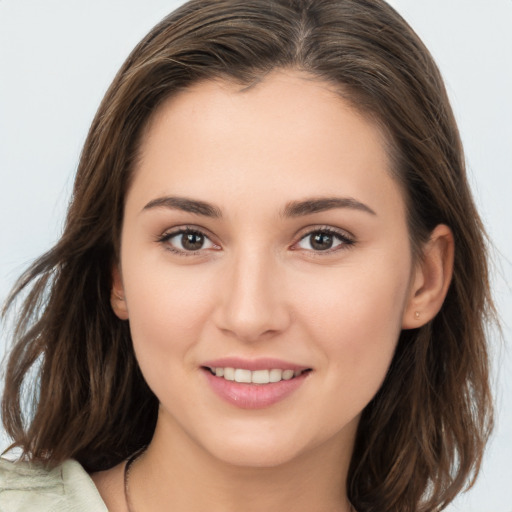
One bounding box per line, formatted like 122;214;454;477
123;448;357;512
124;447;146;512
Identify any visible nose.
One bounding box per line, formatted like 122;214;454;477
213;248;291;343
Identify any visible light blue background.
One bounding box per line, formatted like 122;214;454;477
1;1;511;509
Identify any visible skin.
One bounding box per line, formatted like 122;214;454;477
92;70;454;512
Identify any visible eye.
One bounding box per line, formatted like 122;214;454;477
295;228;354;252
159;228;218;254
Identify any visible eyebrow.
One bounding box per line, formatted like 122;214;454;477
281;197;376;217
142;196;222;218
141;195;376;219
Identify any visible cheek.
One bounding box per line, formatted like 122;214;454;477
121;256;217;369
122;265;220;418
295;251;411;380
295;265;410;434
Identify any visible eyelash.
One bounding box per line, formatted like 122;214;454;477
156;226;355;256
156;227;219;256
293;226;355;254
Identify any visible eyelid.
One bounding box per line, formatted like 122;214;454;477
291;225;356;253
156;225;221;255
155;224;355;256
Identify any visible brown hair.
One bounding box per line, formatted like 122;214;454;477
1;1;495;510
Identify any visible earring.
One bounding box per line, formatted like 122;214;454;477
110;290;125;309
110;291;129;319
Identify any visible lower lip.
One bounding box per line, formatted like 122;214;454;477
203;369;309;409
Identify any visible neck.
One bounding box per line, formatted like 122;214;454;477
128;413;356;512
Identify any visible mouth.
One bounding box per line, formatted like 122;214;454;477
203;366;312;384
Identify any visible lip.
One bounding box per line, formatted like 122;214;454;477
201;357;310;372
201;358;311;409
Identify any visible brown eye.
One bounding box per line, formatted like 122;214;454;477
181;232;205;250
310;232;334;250
296;229;353;252
163;229;217;253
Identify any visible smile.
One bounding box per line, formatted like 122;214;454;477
205;367;310;384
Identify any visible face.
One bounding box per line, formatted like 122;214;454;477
114;71;416;469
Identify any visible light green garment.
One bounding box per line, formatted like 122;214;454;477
0;458;108;512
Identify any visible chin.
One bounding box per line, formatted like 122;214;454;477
197;423;334;470
209;441;305;469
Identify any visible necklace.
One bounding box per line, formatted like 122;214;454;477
124;448;357;512
124;447;146;512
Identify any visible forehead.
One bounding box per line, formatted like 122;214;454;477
142;70;388;158
129;70;403;221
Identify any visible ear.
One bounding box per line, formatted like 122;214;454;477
402;224;454;329
111;264;129;320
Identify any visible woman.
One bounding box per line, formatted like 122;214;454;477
0;0;495;511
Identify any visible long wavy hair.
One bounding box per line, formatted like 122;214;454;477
1;1;495;510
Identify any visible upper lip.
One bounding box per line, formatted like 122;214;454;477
201;357;311;372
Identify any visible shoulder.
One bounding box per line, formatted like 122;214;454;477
0;457;108;512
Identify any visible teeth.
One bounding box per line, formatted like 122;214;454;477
223;367;235;381
252;369;270;384
234;369;252;383
210;367;307;384
269;369;282;382
282;369;294;380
